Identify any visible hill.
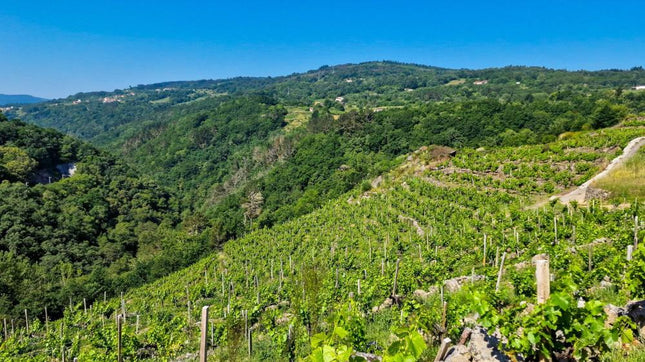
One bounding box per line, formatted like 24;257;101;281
0;94;48;106
7;63;644;243
0;113;211;322
1;122;643;361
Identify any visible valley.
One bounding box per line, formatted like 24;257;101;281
1;63;644;361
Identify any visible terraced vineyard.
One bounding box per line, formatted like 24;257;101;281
1;125;644;361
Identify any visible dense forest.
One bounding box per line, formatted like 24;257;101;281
1;62;644;360
0;113;212;321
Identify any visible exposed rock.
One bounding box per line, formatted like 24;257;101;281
442;327;510;362
372;297;395;313
625;300;645;336
603;304;625;328
413;286;439;301
371;175;384;188
468;328;510;362
599;276;613;288
353;352;382;361
398;215;425;236
265;300;290;311
444;275;486;293
276;312;293;325
444;344;470;362
584;186;610;201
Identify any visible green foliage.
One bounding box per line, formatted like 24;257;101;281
499;293;634;361
626;244;645;297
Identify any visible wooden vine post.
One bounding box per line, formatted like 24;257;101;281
44;306;49;334
392;258;400;297
117;314;123;362
536;259;550;304
627;245;633;261
635;215;639;247
24;309;29;334
434;337;451;362
495;252;506;293
482;234;487;266
199;306;209;362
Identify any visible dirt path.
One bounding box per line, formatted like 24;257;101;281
557;136;645;204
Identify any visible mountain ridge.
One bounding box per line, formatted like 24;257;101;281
0;93;48;106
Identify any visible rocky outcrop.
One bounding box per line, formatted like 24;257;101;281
442;327;510;362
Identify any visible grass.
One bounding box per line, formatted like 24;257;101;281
593;147;645;202
601;343;645;362
284;106;311;131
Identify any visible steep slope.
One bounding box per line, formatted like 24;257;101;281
2;123;642;360
0;113;210;322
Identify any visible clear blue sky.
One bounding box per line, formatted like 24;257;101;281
1;0;643;99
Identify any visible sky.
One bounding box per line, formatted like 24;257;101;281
1;0;643;99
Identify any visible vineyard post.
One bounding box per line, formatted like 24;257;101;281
24;309;28;334
384;235;388;260
627;245;633;261
3;318;6;340
199;306;209;362
434;337;452;362
495;252;506;293
554;216;558;244
441;301;447;334
392;258;400;297
335;268;339;289
117;314;123;362
248;327;253;357
418;244;422;261
588;246;593;272
136;315;140;334
104;291;106;302
536;259;550;304
11;319;14;335
244;310;248;341
121;293;126;324
381;259;385;276
255;275;260;304
83;298;87;314
635;215;639;247
44;307;48;334
187;287;192;325
483;234;487;266
357;279;361;295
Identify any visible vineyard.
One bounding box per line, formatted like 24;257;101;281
1;124;644;361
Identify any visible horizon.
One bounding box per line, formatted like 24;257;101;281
4;60;645;101
2;0;644;99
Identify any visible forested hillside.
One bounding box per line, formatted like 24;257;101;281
0;113;211;322
9;63;644;242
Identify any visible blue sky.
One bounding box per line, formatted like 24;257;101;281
1;0;643;98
